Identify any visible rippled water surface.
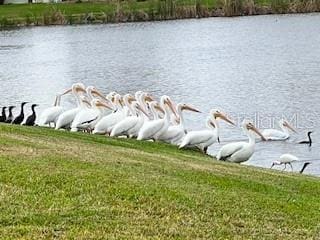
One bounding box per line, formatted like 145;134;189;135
1;14;320;176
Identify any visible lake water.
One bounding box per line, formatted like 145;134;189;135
1;14;320;176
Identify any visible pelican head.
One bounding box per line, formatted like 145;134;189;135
86;86;106;101
80;96;91;107
131;101;149;117
161;95;178;119
92;99;113;110
74;83;86;93
211;109;235;126
148;101;165;114
113;94;123;107
280;119;296;133
180;103;201;113
144;93;155;103
243;120;267;141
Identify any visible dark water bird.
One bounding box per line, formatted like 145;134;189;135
25;104;39;126
0;107;7;122
12;102;28;125
5;106;15;123
299;162;311;174
298;131;312;147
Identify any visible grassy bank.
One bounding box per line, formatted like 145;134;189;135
0;123;319;238
0;0;320;28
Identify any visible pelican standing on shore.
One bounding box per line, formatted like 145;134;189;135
137;96;178;141
158;103;201;145
179;109;234;153
216;119;266;163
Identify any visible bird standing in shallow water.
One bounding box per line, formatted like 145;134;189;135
5;106;15;123
25;104;39;126
0;107;7;122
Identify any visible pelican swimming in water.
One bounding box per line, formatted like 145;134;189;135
158;103;201;145
179;109;234;153
216;119;266;163
110;101;148;138
137;95;178;141
262;119;296;141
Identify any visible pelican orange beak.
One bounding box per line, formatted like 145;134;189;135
154;104;165;115
181;105;201;113
82;99;91;107
214;112;235;126
137;104;149;117
250;125;267;141
128;95;136;104
119;97;124;106
144;94;155;102
165;98;179;119
284;121;297;133
91;89;107;100
61;88;72;96
75;86;86;94
96;101;113;110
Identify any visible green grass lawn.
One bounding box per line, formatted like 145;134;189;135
0;123;319;239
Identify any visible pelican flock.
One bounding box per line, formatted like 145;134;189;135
0;82;314;173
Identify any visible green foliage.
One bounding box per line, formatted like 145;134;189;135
0;124;319;238
0;0;319;28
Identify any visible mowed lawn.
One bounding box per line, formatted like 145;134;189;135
0;123;319;239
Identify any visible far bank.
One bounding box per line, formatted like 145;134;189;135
0;0;320;28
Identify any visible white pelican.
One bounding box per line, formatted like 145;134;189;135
38;94;64;127
216;119;266;163
271;153;299;171
55;84;87;130
38;83;86;127
110;101;148;138
179;109;234;153
71;98;113;132
158;103;201;145
93;94;127;135
137;96;178;141
262;119;296;141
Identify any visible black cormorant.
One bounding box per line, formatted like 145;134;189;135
25;104;39;126
12;102;28;124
